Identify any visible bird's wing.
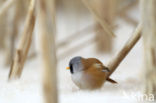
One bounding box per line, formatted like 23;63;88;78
102;66;110;72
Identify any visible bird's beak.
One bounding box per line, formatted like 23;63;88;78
66;67;70;70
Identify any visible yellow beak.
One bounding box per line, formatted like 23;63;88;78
66;67;70;70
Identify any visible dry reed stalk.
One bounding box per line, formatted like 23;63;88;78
82;0;115;37
118;0;138;15
5;0;21;66
0;0;7;50
0;0;15;52
9;0;35;79
120;13;137;26
106;23;142;77
94;0;116;53
141;0;156;98
37;0;57;103
0;0;16;17
95;25;113;53
118;0;138;26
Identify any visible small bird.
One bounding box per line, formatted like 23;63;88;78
66;56;117;90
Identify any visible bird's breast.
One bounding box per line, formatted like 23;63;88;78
71;72;87;89
71;71;106;90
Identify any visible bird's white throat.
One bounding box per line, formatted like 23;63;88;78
71;71;92;90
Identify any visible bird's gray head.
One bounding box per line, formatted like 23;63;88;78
69;56;84;74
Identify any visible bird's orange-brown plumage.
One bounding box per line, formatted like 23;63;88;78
81;58;107;89
83;58;117;87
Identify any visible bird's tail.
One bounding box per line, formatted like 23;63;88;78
106;78;117;84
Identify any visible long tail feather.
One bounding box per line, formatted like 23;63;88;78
106;78;117;84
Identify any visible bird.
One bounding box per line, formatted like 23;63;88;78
66;56;117;90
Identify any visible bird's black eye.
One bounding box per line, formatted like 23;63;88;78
69;64;74;74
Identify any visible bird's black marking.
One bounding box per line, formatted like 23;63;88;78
69;63;74;74
69;56;82;74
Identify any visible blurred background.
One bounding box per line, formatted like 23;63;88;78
0;0;155;103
